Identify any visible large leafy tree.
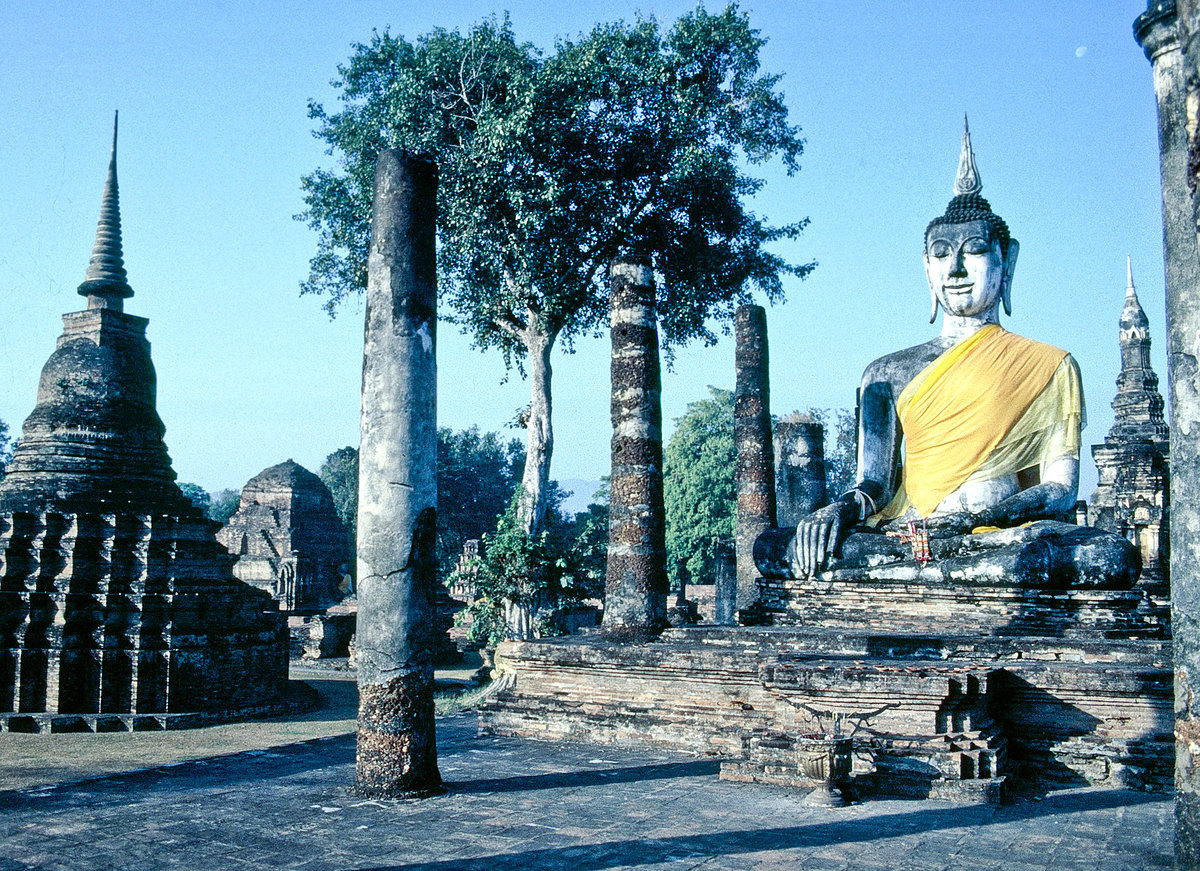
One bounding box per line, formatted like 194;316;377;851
207;488;242;525
664;395;857;589
664;387;736;588
300;5;810;535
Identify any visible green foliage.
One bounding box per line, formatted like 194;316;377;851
178;482;211;513
319;446;360;538
807;407;857;498
664;387;735;588
436;426;525;574
455;494;565;648
319;429;528;582
559;500;608;601
207;488;242;524
453;484;603;646
301;7;811;533
319;446;360;575
300;8;809;348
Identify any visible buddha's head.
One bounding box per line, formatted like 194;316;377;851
923;119;1019;323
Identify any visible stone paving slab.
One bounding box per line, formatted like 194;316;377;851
0;711;1173;870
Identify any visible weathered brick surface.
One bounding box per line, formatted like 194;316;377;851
0;510;290;729
480;623;1173;794
216;460;349;613
0;126;290;727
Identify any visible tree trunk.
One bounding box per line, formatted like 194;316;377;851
517;329;554;537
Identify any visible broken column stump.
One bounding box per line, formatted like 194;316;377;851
604;261;668;636
734;305;775;622
774;414;827;528
713;538;737;626
354;149;442;797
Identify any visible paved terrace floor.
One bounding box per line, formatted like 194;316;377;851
0;672;1174;871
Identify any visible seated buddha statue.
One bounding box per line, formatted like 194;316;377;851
756;121;1139;589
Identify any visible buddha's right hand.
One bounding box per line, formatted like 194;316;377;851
793;498;859;577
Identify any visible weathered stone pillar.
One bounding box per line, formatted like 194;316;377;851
604;261;668;634
1136;2;1200;862
712;538;737;626
354;149;441;797
774;414;827;528
734;305;775;620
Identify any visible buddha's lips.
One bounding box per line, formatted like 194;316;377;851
944;284;973;293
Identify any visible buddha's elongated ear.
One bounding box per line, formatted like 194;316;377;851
1001;238;1019;317
924;252;940;323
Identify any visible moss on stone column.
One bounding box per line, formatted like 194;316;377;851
604;262;668;636
734;305;775;621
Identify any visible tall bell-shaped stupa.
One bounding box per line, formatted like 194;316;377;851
0;116;291;731
0;114;183;513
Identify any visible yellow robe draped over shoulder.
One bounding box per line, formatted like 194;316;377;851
873;323;1084;521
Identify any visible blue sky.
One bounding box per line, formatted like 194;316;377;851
0;1;1165;504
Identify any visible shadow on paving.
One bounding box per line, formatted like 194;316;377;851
354;789;1169;871
0;732;357;808
445;758;723;794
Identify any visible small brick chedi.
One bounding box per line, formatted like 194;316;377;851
481;123;1171;801
0;117;289;732
216;460;349;613
1088;259;1170;580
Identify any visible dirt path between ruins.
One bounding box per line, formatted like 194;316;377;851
0;655;484;792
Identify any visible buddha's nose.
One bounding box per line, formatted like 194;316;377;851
949;249;967;276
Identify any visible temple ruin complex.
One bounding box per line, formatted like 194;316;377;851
481;124;1173;804
216;459;350;613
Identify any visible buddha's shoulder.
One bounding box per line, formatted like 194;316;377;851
997;329;1070;357
861;339;947;386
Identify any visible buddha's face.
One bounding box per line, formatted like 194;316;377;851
923;220;1005;319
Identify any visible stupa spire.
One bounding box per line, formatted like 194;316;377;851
77;111;133;309
954;114;982;197
1121;255;1150;337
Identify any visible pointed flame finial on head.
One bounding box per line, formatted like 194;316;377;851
954;114;982;197
78;110;133;309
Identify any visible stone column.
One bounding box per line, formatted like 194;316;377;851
1137;2;1200;862
712;538;737;626
604;261;668;635
354;149;441;797
774;414;827;528
734;305;775;620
